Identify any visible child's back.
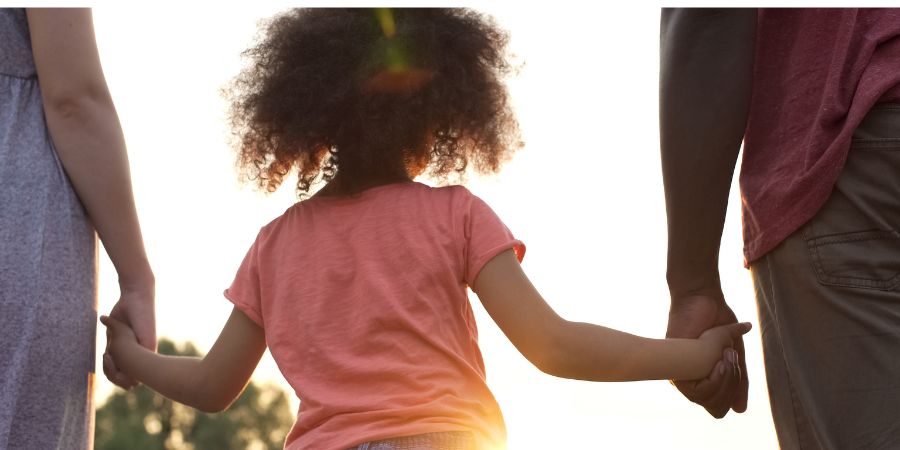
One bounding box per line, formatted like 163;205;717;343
100;8;751;450
226;182;523;449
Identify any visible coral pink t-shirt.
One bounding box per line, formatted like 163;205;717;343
224;182;524;450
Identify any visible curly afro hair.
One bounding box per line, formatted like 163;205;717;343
227;8;522;197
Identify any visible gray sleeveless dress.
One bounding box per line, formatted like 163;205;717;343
0;9;97;450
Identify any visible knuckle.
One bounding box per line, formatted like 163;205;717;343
707;406;728;419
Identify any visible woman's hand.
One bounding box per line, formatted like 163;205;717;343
100;314;138;352
100;312;142;386
103;282;155;389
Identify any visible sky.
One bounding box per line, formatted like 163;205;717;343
88;4;778;449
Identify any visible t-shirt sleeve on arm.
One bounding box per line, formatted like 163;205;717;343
464;194;526;286
223;236;265;328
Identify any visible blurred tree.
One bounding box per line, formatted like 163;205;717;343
94;339;294;450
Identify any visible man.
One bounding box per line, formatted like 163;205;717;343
660;8;900;450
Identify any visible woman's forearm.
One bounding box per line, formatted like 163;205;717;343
42;96;153;290
28;8;153;291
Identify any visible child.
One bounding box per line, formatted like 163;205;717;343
101;8;750;450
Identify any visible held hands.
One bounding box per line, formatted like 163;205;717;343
102;284;155;389
668;293;750;418
99;314;140;385
100;314;138;351
698;321;752;379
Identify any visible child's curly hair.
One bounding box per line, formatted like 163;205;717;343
227;8;522;196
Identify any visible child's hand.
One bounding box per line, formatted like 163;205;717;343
100;315;140;382
105;286;156;389
698;322;753;376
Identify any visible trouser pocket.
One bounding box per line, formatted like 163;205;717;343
803;104;900;291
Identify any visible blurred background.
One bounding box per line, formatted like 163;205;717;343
88;4;778;449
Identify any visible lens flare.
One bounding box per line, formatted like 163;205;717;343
374;8;396;38
366;8;434;93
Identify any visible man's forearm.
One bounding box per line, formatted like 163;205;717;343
659;8;757;299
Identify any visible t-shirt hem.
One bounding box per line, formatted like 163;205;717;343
742;187;834;265
288;425;491;450
222;288;264;327
466;240;525;286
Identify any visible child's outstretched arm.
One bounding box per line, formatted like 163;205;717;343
472;250;751;382
101;307;266;413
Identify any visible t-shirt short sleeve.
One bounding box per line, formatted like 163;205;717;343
464;193;525;286
223;236;265;328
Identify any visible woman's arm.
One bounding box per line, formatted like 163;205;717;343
472;250;750;382
102;307;267;413
26;8;155;387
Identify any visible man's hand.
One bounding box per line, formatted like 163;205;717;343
667;293;748;418
658;7;756;418
103;285;156;389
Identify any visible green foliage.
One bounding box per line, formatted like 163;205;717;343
94;339;294;450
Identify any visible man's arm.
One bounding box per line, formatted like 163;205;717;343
659;8;757;418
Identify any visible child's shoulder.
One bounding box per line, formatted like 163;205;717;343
405;181;479;198
408;183;484;211
255;182;481;234
412;182;473;198
361;181;477;204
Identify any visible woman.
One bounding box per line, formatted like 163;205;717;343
0;8;155;449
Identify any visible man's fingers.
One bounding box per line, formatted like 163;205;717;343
675;359;739;418
703;359;739;418
733;371;749;413
673;367;722;405
732;338;750;413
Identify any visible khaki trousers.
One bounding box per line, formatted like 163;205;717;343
751;104;900;450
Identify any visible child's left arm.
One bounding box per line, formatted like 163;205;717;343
101;306;266;413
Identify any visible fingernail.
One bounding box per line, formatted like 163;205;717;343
726;349;737;364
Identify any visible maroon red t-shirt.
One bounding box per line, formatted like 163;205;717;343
741;8;900;263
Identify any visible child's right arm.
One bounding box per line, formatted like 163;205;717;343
101;307;267;413
472;250;750;382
